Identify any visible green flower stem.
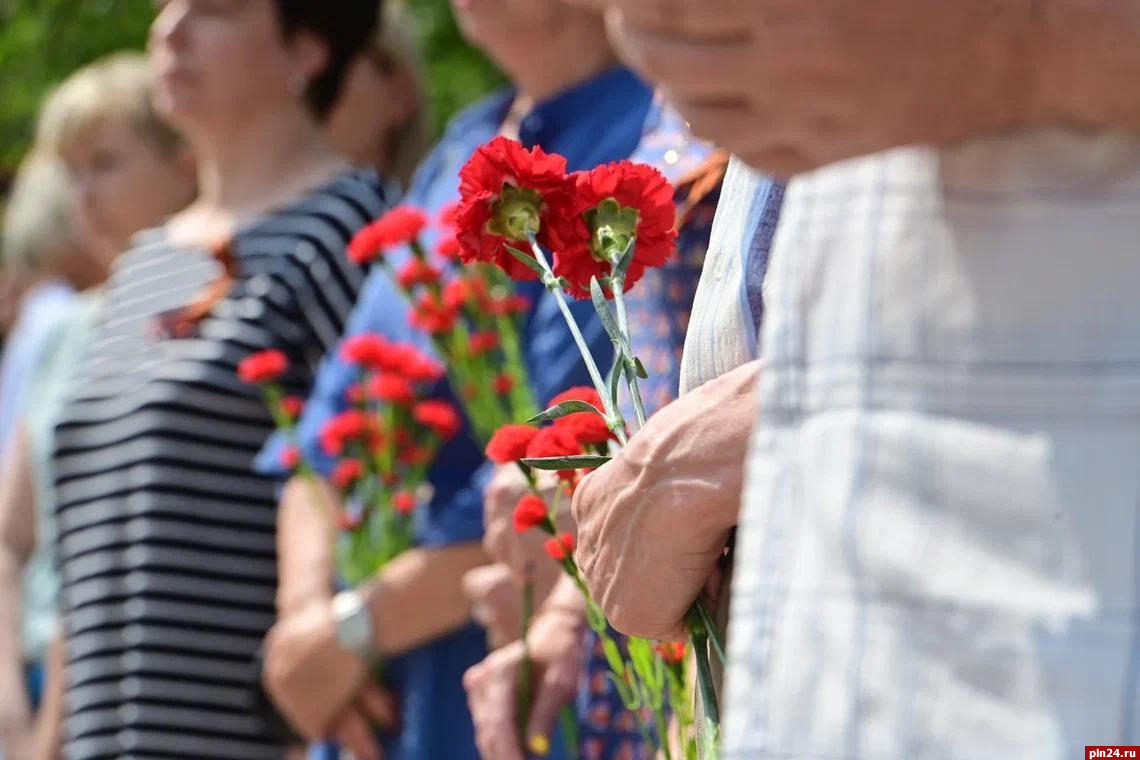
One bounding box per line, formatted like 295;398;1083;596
608;275;648;431
687;607;721;736
519;565;535;741
695;596;727;665
525;238;618;438
495;312;539;420
558;705;581;760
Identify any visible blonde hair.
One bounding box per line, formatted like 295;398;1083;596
36;52;182;159
2;152;77;273
371;1;430;190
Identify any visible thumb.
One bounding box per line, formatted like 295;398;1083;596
524;662;579;756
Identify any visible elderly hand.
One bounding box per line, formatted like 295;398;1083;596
463;562;524;650
262;601;396;758
572;0;1048;176
572;361;759;641
464;601;587;760
483;466;568;590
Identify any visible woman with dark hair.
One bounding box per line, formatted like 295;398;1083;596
40;2;387;758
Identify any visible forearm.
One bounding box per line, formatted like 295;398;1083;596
32;631;65;760
0;550;31;740
276;476;338;616
1036;0;1140;130
363;542;490;656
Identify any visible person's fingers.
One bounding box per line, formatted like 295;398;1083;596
465;648;527;760
333;710;384;760
525;660;581;752
358;683;399;731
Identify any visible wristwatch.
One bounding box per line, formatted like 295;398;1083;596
331;590;376;660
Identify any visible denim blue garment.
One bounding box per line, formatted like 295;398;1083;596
259;66;652;760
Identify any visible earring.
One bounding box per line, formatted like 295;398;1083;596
288;74;308;96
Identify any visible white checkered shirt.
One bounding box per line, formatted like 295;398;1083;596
725;131;1140;759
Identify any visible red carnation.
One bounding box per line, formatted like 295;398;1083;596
320;409;370;456
280;396;305;420
331;458;365;490
487;294;531;317
436;234;461;261
443;277;490;312
455;137;573;280
239;349;289;384
397;258;442;290
544;533;576;562
513;494;549;534
413;400;461;441
280;445;301;470
485;424;539;464
399;445;432;466
369;374;416;405
525;425;581;459
655;642;687;665
526;425;584;482
438;201;460;229
337;511;364;532
494;374;515;394
410;292;458;335
403;352;445;383
340;334;391;370
549;161;678;299
393;491;417;515
468;331;500;356
557;412;613;447
348;206;428;265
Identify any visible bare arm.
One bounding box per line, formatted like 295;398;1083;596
276;476;338;617
363;542;490;656
0;426;38;755
32;630;65;760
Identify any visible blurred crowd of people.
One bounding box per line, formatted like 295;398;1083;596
2;1;1139;760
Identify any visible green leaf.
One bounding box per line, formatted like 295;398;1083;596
634;356;649;380
519;454;612;471
590;277;634;357
527;400;604;425
504;245;548;281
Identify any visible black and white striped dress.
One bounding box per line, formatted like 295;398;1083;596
52;171;387;760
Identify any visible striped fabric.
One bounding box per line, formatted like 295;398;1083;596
727;130;1140;759
52;171;387;760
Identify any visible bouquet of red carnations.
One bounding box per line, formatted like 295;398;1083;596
238;340;461;586
457;137;722;760
345;203;539;446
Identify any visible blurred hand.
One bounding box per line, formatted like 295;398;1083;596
262;601;395;753
572;361;758;640
3;725;34;760
482;466;566;597
573;0;1044;176
464;606;586;760
463;563;523;650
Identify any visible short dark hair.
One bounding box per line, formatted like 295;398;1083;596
272;0;382;119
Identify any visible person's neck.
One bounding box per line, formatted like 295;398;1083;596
502;32;618;105
188;105;345;225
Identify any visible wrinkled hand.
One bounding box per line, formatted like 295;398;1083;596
464;607;586;760
571;361;758;640
463;563;524;650
262;601;395;755
574;0;1043;176
483;466;567;593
